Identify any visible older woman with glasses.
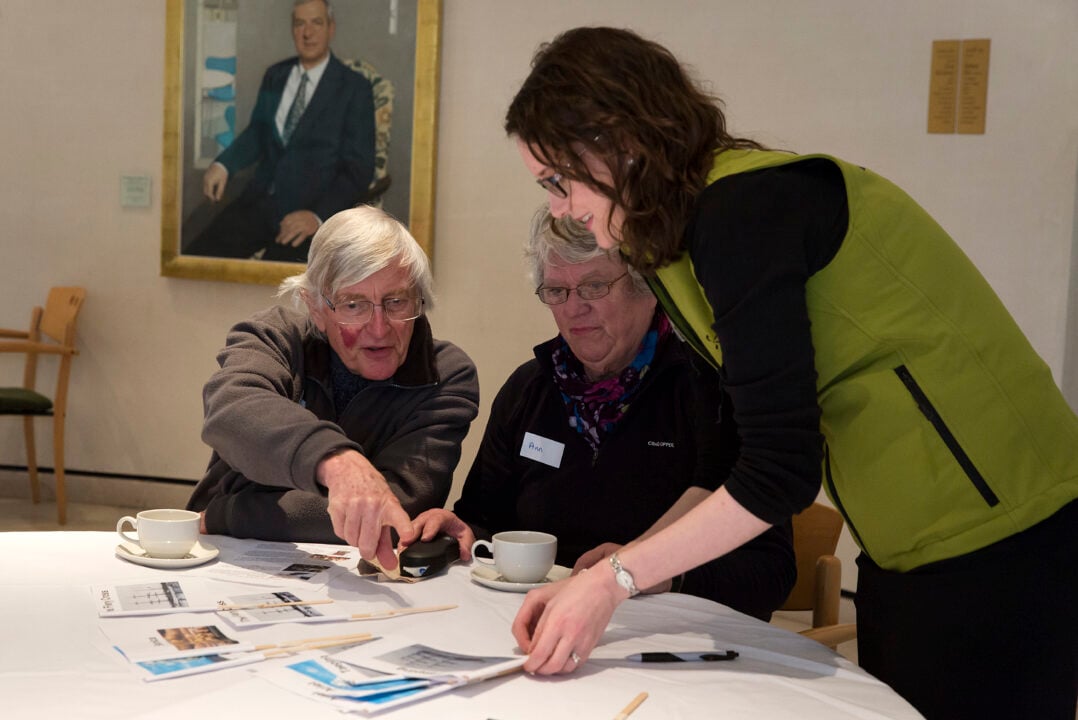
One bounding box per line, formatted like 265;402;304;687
409;208;795;619
187;206;479;571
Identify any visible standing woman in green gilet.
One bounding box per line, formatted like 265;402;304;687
503;26;1078;720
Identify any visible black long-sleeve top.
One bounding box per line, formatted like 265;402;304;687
685;158;848;525
454;333;796;621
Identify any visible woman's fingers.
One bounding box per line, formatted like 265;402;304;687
511;585;553;652
515;571;621;674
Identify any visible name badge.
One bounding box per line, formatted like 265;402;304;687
519;432;564;469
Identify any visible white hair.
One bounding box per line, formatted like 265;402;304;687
523;206;650;294
278;206;434;310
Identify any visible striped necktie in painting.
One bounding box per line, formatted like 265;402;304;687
282;72;309;144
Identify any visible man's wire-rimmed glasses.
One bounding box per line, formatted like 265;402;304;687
535;272;629;305
321;293;424;325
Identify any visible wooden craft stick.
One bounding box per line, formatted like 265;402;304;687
261;636;373;657
275;631;373;647
217;599;335;611
457;662;526;687
614;691;648;720
254;631;373;653
348;604;458;621
485;664;526;682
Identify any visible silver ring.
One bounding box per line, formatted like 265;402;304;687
570;651;581;665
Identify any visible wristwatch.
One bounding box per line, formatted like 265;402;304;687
608;552;639;597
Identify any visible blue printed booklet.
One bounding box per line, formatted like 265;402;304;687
256;651;455;714
256;639;526;714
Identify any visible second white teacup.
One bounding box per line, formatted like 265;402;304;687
471;530;557;584
116;509;200;559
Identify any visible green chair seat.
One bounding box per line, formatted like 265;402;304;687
0;387;54;415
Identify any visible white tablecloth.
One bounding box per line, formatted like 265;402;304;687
0;532;921;719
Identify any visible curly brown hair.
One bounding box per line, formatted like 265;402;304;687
505;26;764;272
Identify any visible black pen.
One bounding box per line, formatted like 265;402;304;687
625;650;738;662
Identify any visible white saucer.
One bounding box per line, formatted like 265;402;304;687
115;540;219;569
470;564;572;592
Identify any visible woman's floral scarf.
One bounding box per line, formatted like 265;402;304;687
551;310;670;453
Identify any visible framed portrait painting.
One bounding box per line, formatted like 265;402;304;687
160;0;441;285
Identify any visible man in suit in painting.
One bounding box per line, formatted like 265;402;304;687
185;0;376;262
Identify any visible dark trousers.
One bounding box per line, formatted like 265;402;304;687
183;194;311;263
856;499;1077;720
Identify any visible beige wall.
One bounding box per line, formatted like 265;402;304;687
1;1;1076;579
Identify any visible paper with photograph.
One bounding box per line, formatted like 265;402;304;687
130;650;263;682
216;589;345;627
195;541;359;588
334;637;527;685
103;621;255;663
93;580;335;623
92;579;221;617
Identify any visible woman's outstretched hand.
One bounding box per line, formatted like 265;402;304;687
511;564;628;674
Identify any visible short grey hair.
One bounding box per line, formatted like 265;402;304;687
523;206;650;295
278;206;433;310
294;0;333;21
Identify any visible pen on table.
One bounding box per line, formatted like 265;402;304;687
614;691;648;720
625;650;738;662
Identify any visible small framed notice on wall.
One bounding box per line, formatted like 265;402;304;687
927;40;960;134
927;38;990;134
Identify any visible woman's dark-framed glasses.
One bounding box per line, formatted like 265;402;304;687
321;293;424;325
536;172;569;199
535;272;628;305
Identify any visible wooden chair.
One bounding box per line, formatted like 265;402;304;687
780;501;857;649
0;287;86;525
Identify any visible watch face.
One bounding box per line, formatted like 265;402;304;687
610;554;637;596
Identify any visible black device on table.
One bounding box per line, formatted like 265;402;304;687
399;535;460;579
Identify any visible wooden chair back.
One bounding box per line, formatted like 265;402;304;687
0;286;86;524
781;502;844;628
24;287;86;394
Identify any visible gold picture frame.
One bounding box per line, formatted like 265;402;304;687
160;0;441;285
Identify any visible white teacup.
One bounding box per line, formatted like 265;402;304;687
471;530;557;584
116;509;200;559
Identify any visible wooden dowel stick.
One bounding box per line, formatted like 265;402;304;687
261;635;374;657
254;631;373;652
348;604;457;620
614;691;648;720
218;599;335;611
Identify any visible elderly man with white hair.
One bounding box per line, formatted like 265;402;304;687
187;206;479;569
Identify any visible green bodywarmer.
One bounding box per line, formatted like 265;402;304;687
653;149;1078;571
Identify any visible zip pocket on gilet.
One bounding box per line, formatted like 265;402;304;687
893;364;999;507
